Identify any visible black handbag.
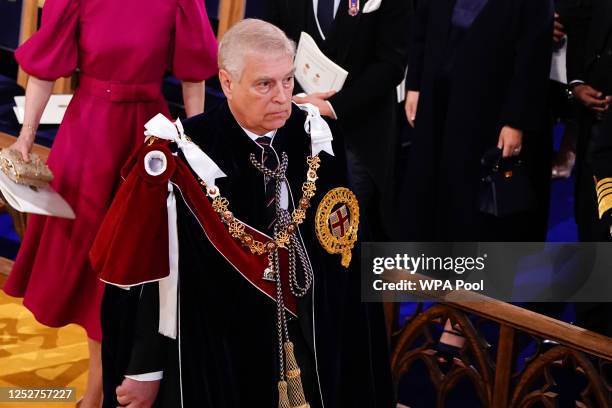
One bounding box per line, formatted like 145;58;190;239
479;147;536;217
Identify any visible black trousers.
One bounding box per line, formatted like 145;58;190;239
101;285;141;408
346;147;389;242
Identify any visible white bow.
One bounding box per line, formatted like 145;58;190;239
293;101;335;156
142;113;227;339
144;114;227;186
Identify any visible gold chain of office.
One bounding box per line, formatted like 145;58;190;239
201;155;321;255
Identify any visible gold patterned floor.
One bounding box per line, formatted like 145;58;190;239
0;272;88;408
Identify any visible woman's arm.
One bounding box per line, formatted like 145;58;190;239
9;77;54;161
181;81;205;118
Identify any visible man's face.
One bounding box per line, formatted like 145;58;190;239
220;52;295;135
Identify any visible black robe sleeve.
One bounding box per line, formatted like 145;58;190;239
125;283;169;376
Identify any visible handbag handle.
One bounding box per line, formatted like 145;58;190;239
481;147;524;176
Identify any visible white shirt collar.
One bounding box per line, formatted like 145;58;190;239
240;126;277;145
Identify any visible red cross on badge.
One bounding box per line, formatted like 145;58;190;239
329;205;350;238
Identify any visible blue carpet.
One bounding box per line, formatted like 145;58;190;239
547;123;578;242
0;213;19;259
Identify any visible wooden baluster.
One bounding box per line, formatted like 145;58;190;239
493;325;515;407
17;0;73;94
217;0;245;39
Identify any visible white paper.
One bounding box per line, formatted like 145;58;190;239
550;40;567;84
396;78;406;103
13;94;72;124
295;32;348;94
0;170;75;219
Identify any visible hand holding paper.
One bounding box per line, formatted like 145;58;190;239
292;90;336;118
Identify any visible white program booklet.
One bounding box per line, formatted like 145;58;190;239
0;170;75;219
295;32;348;94
13;94;72;124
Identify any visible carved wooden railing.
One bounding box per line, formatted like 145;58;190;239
386;271;612;408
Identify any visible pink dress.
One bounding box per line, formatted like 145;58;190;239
3;0;217;341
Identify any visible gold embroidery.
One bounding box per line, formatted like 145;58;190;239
315;187;359;268
596;178;612;219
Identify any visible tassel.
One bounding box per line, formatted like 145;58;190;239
284;342;310;408
278;380;291;408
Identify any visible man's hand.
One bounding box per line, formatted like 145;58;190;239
292;90;337;118
573;84;612;114
116;377;160;408
553;12;565;43
404;90;420;127
497;126;523;158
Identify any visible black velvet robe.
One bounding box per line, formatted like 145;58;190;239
97;102;394;408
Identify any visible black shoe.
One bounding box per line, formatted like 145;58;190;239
434;342;461;372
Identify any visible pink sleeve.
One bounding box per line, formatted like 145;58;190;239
171;0;218;81
15;0;79;81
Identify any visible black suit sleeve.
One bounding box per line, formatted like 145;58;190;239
406;0;429;91
125;283;168;376
562;0;593;83
499;0;554;131
327;0;410;118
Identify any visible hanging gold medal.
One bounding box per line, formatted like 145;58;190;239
315;187;359;268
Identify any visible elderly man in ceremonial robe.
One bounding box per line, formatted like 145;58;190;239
91;19;394;408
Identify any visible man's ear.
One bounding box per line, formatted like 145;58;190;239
219;69;233;100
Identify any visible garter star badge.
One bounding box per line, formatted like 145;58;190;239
315;187;359;268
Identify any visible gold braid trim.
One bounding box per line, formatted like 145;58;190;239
203;155;321;255
596;178;612;219
596;178;612;200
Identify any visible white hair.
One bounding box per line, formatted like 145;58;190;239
218;19;296;80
